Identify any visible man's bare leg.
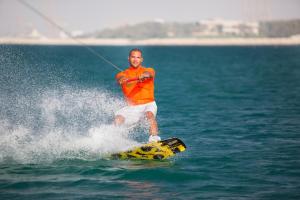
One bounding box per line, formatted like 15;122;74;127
114;115;125;126
145;111;158;136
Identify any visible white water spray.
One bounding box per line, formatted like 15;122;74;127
0;87;147;164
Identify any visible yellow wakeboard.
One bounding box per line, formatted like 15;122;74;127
111;137;186;160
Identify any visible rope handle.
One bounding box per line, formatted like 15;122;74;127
126;77;139;83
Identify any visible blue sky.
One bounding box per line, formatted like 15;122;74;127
1;0;300;37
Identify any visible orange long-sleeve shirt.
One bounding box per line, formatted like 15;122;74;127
116;66;155;105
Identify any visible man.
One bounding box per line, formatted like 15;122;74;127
115;48;161;142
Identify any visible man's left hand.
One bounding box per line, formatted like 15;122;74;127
139;72;152;81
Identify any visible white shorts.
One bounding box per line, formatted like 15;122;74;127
115;101;157;125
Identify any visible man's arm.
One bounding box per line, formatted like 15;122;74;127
116;72;128;85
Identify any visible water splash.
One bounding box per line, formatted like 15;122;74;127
0;87;145;164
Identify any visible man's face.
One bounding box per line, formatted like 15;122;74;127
128;51;143;68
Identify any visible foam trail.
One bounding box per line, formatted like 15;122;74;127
0;87;145;164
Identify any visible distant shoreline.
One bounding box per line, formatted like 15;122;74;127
1;37;300;46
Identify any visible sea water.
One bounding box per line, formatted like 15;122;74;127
0;45;299;199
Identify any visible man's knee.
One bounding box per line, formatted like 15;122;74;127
115;115;125;125
145;111;155;120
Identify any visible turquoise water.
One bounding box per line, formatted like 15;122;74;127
0;45;300;199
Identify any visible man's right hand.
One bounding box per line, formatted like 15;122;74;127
118;77;128;85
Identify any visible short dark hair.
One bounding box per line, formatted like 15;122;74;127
129;48;142;57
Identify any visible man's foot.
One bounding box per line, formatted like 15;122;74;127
148;135;161;142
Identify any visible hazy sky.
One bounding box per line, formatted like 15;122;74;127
1;0;300;37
